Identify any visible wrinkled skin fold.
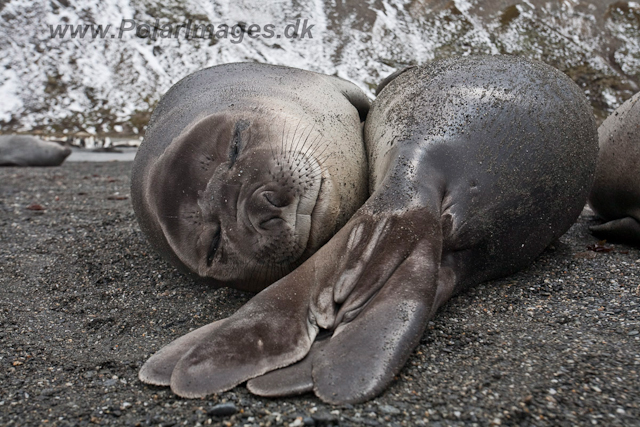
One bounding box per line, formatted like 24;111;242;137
139;56;598;404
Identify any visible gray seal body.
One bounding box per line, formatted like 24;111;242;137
138;56;598;404
588;91;640;245
0;135;71;166
131;63;370;293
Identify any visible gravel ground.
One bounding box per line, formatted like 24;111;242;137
1;162;639;427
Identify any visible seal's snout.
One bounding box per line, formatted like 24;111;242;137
247;188;297;233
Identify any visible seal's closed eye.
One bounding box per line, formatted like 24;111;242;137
207;230;221;266
229;120;249;166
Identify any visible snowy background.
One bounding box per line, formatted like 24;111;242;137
1;0;639;135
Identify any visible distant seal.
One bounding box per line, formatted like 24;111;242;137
139;56;598;403
131;63;370;293
0;135;71;166
588;91;640;245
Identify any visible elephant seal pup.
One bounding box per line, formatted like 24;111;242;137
131;63;370;295
588;91;640;245
139;56;598;403
0;135;71;166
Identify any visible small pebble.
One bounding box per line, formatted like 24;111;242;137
379;404;401;415
40;389;55;397
207;402;237;417
103;378;117;386
311;411;337;423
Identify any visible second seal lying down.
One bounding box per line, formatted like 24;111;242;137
139;56;598;404
588;91;640;245
0;135;71;166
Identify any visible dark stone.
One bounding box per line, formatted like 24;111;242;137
311;411;338;425
207;402;237;417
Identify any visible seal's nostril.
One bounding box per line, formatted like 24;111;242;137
263;190;291;208
263;192;278;207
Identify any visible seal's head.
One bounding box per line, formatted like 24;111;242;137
131;63;369;292
137;110;352;292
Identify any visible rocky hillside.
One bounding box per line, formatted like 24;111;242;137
1;0;639;135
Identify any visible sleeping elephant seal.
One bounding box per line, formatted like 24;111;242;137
138;56;598;404
0;135;71;166
131;63;370;293
588;91;640;245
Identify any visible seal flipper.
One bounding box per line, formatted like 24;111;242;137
165;214;398;399
168;274;317;398
156;202;449;402
590;217;640;245
149;212;397;398
139;319;226;386
245;211;452;404
312;238;441;404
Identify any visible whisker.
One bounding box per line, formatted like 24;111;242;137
280;119;288;161
304;133;325;158
286;118;304;165
290;120;310;165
